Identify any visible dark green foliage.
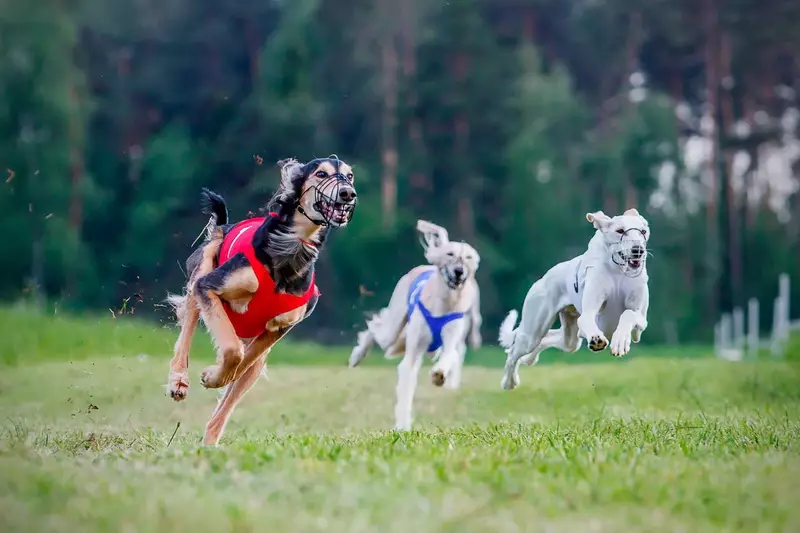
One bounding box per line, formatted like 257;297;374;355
1;0;798;344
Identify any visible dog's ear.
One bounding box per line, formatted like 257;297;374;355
416;220;450;261
275;158;304;193
586;211;612;230
623;208;641;217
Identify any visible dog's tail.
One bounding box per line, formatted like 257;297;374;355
200;188;228;226
166;292;187;324
498;309;519;350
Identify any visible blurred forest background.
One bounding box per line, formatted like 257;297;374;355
1;0;799;345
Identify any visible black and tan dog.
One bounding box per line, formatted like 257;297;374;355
166;156;357;445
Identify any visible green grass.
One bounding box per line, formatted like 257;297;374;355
0;308;798;532
0;306;712;367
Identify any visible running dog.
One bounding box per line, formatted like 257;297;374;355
349;220;482;430
498;208;650;390
166;156;357;445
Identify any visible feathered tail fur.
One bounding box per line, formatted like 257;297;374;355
200;187;228;226
498;309;519;350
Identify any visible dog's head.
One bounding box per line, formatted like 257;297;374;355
417;220;480;289
586;208;650;277
275;155;357;228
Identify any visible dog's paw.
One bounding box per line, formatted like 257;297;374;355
200;365;224;389
167;371;189;402
430;368;446;387
587;333;609;352
610;330;632;357
469;331;482;350
520;352;540;366
501;369;520;391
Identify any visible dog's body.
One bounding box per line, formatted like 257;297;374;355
166;156;357;445
498;209;650;390
349;221;481;430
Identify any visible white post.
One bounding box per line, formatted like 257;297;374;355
720;313;732;351
779;273;791;347
733;307;745;351
747;298;759;359
664;320;679;345
771;296;784;358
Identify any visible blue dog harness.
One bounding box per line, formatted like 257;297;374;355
407;269;465;352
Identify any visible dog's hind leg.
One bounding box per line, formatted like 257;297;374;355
501;279;560;391
203;353;266;446
349;328;376;368
350;271;418;367
203;330;278;445
194;254;259;389
519;307;583;366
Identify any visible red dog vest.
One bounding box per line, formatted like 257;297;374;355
218;217;320;338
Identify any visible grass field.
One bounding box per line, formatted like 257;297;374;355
0;308;798;532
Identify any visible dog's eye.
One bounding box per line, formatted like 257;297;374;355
447;252;455;257
346;173;354;181
466;255;473;260
616;228;625;235
315;171;328;178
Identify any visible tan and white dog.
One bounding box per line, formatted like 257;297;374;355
349;220;482;430
498;208;650;390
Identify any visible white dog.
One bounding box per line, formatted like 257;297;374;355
349;220;482;430
498;208;650;390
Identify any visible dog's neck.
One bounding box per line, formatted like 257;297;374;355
252;206;329;294
585;231;648;280
430;268;472;311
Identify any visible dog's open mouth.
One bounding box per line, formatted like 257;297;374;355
320;202;354;226
627;258;642;269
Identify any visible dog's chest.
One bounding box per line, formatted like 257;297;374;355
595;290;627;336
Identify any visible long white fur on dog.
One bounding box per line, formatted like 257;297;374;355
349;220;481;430
498;208;650;390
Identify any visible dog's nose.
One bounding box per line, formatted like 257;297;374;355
453;266;464;278
338;187;357;203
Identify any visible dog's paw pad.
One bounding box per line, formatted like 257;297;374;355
588;335;608;352
430;369;446;387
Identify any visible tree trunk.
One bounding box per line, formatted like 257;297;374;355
244;18;260;85
522;6;535;43
401;0;430;208
380;38;399;229
719;30;742;307
453;52;475;238
703;0;721;317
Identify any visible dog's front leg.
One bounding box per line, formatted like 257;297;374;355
394;319;427;431
468;281;483;350
610;286;649;357
430;319;468;389
576;278;611;352
443;341;467;390
167;291;200;402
